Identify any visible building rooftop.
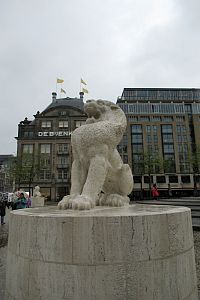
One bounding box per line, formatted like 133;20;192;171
43;97;84;113
118;88;200;103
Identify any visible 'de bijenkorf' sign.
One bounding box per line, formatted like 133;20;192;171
38;131;72;137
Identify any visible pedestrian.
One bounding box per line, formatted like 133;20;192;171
151;183;159;200
15;193;27;209
168;183;172;198
0;200;6;225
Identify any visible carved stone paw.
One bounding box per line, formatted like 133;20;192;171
98;194;130;207
96;193;107;206
58;195;78;209
71;195;95;210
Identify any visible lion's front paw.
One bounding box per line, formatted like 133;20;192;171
58;195;77;210
72;195;95;210
100;194;130;207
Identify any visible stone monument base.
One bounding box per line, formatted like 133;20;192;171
6;205;198;300
31;196;44;207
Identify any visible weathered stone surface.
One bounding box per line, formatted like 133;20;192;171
31;196;44;207
6;204;198;300
58;100;133;210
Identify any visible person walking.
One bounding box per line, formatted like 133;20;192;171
0;200;6;225
151;183;159;200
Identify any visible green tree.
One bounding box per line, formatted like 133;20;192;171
8;154;41;196
188;145;200;195
143;150;162;199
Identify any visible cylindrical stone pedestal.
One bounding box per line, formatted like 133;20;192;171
6;205;198;300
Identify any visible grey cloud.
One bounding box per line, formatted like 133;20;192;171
0;0;200;153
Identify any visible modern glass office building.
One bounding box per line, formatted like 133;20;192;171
117;88;200;198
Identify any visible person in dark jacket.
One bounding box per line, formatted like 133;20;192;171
0;200;6;225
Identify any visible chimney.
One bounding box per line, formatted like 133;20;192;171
79;91;84;101
52;92;57;102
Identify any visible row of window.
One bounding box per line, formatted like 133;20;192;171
33;169;69;180
122;89;200;101
133;175;194;184
22;143;70;154
128;116;186;122
119;102;200;114
41;120;85;128
131;124;188;137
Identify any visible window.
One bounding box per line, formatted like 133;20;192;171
169;175;178;183
58;144;69;153
146;125;151;133
128;116;138;121
162;125;173;133
131;134;143;144
162;133;173;143
163;144;174;153
23;144;33;153
156;176;166;183
75;120;85;128
131;125;142;133
153;126;157;132
39;170;51;180
181;175;190;183
176;116;185;122
57;157;68;165
153;135;158;143
146;134;151;143
40;157;51;167
41;121;51;128
140;116;150;122
133;176;142;183
176;125;186;133
58;169;68;180
133;144;143;153
144;176;153;184
40;144;51;154
162;116;173;122
185;104;192;113
152;116;161;121
59;121;68;128
177;135;187;142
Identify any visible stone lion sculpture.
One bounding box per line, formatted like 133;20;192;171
58;99;133;210
33;186;41;198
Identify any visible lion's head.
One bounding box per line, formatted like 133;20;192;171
84;100;126;127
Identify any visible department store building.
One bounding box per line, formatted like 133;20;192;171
16;92;86;201
117;88;200;198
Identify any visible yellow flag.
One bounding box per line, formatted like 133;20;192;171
61;88;66;94
82;87;89;94
57;78;64;83
81;78;87;85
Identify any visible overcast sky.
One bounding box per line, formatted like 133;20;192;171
1;0;200;154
